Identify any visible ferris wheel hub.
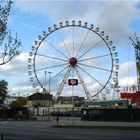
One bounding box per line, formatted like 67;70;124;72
69;57;77;67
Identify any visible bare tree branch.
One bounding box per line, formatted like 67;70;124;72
0;0;22;65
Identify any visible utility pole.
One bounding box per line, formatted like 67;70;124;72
48;71;52;96
48;71;52;121
44;71;47;94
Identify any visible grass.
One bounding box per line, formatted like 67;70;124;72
53;125;140;131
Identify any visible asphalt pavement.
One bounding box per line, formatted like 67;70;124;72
0;118;140;140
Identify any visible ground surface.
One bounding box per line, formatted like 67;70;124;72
0;117;140;140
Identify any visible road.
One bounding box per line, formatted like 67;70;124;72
0;120;140;140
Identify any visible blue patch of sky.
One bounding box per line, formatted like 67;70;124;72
121;1;140;66
136;1;140;9
7;4;52;53
129;19;140;36
4;0;140;93
127;1;140;71
131;1;140;35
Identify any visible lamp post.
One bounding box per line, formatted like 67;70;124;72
48;71;52;95
71;85;74;127
44;71;47;93
48;71;52;121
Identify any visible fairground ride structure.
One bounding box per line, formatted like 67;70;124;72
121;35;140;105
28;20;119;102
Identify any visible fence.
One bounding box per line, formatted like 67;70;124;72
81;108;140;121
0;107;29;120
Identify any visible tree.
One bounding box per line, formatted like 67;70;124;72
0;0;11;42
0;79;8;107
0;0;22;65
10;97;27;108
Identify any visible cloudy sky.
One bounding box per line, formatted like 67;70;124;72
1;0;140;99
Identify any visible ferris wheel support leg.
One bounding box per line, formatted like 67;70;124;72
75;67;92;101
55;66;72;101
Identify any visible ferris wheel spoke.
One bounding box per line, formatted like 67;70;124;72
75;30;90;58
78;63;111;72
46;65;69;82
91;87;110;98
36;53;68;62
77;39;103;60
35;63;68;71
72;26;74;56
77;65;105;88
55;66;72;100
74;67;92;101
44;39;69;59
78;53;111;62
57;30;71;58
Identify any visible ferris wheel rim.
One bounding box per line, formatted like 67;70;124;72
28;20;119;101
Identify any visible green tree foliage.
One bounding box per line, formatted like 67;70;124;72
10;97;27;108
0;79;8;106
0;0;12;42
0;0;22;65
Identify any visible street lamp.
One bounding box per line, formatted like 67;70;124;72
48;71;52;95
44;71;47;93
48;71;52;121
45;71;47;84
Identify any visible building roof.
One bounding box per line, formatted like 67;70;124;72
28;92;53;101
88;99;128;106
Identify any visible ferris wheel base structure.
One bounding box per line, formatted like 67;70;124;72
28;20;119;101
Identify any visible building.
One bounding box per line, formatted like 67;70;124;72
27;92;53;107
87;99;128;108
57;96;85;107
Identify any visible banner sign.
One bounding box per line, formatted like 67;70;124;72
68;79;78;86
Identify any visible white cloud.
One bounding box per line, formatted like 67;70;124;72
0;53;37;95
15;0;140;44
119;76;137;87
4;0;140;99
98;1;140;42
119;61;136;78
118;61;137;87
8;83;35;97
0;53;28;76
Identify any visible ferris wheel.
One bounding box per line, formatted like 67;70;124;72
28;21;119;101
